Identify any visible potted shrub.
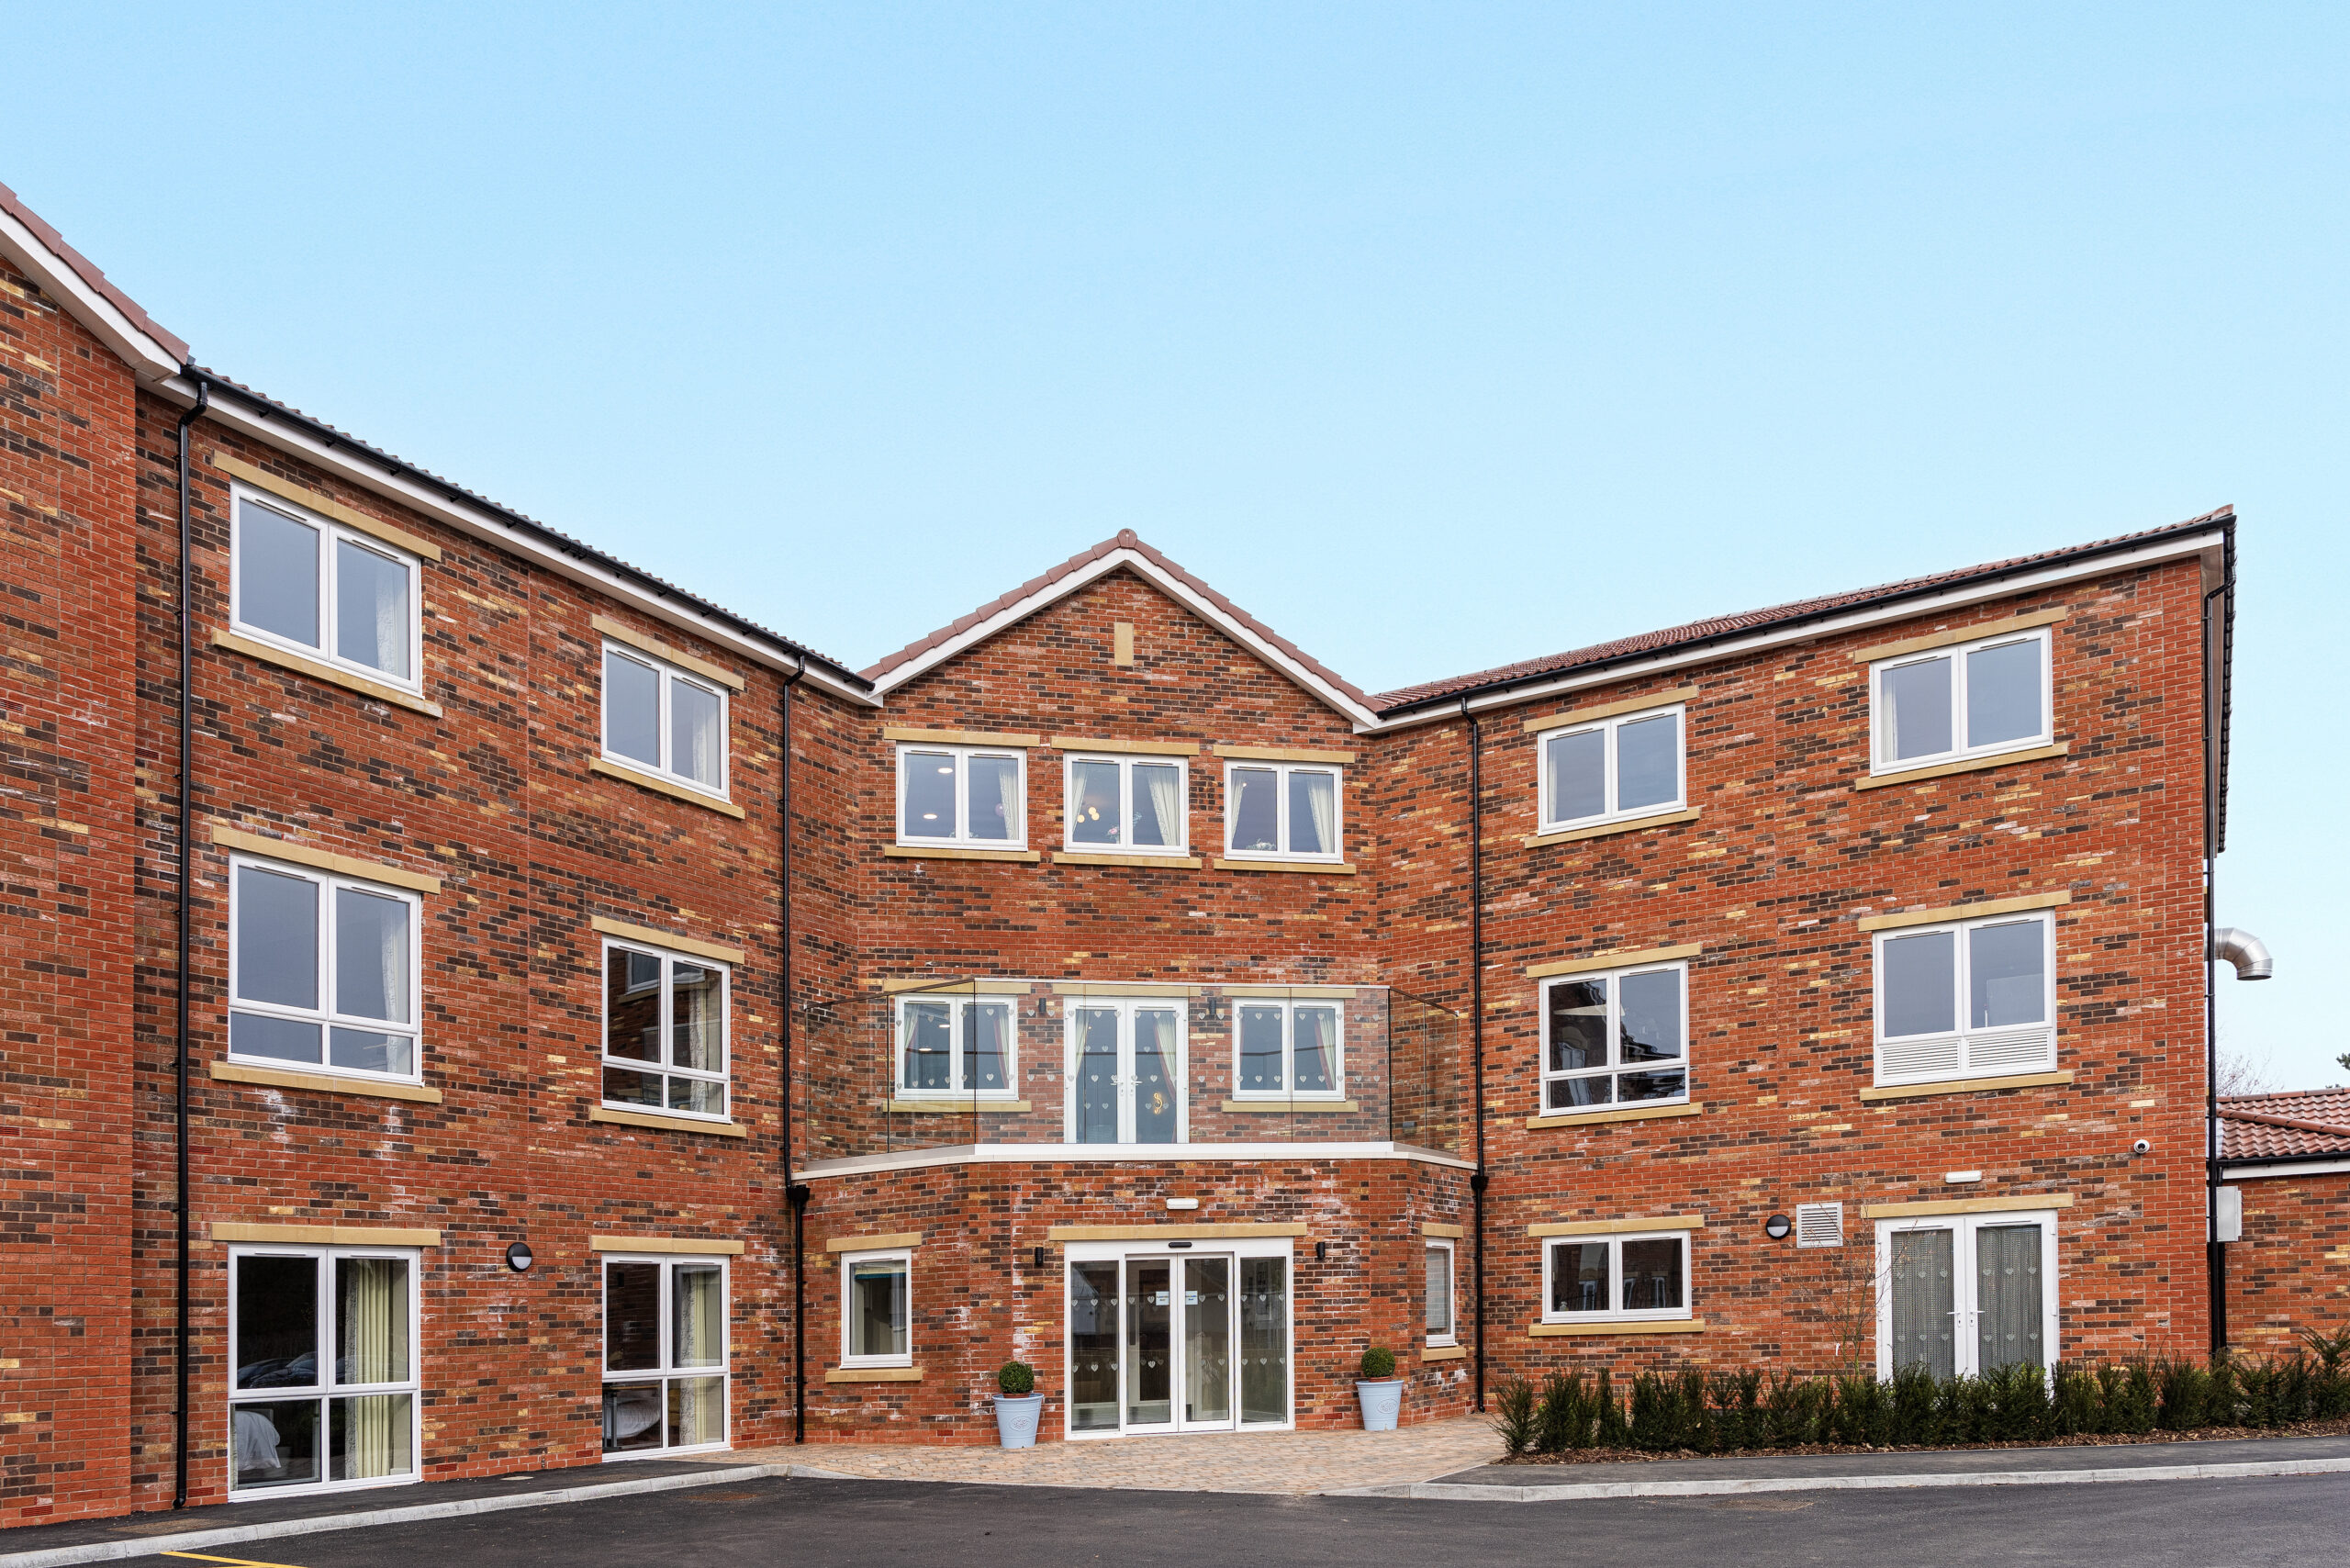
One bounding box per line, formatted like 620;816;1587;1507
994;1360;1044;1448
1357;1346;1404;1431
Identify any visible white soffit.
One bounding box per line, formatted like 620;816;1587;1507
0;203;184;385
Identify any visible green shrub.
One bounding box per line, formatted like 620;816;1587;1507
1536;1371;1594;1453
2050;1361;2101;1436
2108;1361;2157;1434
1595;1369;1631;1448
2206;1353;2242;1428
1944;1374;1995;1444
2236;1358;2277;1428
1493;1376;1538;1456
1679;1368;1714;1453
2277;1354;2315;1425
1986;1362;2050;1441
1709;1371;1760;1451
2305;1325;2350;1417
1891;1362;1944;1445
2156;1358;2210;1430
1831;1372;1890;1446
1360;1346;1397;1380
998;1360;1035;1395
2095;1361;2128;1432
1763;1372;1828;1447
1628;1372;1674;1451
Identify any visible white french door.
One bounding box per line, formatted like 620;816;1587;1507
1875;1210;2058;1380
1066;1000;1187;1145
1066;1249;1292;1438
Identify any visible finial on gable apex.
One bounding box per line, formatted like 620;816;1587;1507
1116;529;1138;546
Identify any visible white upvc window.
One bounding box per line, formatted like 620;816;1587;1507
1232;1000;1345;1100
1064;753;1189;855
897;744;1026;847
1873;912;2055;1087
1541;1230;1693;1325
228;1244;420;1495
841;1249;913;1369
602;643;729;797
1425;1239;1457;1346
1539;961;1688;1113
1870;626;2052;773
1537;703;1685;831
1223;762;1342;861
601;1254;730;1456
600;938;730;1120
1875;1211;2059;1380
230;487;424;692
228;856;423;1085
895;994;1017;1098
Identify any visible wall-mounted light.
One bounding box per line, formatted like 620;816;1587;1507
1033;1245;1046;1270
1762;1215;1792;1241
1198;995;1226;1026
1032;995;1054;1019
1315;1240;1328;1262
505;1241;534;1272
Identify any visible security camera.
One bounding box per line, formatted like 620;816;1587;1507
2132;1138;2152;1156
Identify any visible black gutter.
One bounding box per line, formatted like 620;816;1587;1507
2218;1150;2350;1171
173;376;208;1508
2202;567;2232;1354
1460;699;1487;1412
778;656;810;1444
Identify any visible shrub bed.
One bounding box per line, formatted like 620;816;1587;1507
1492;1328;2350;1460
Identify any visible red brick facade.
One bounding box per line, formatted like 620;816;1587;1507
0;188;2286;1531
2227;1170;2350;1352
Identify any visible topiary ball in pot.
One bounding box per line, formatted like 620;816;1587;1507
999;1360;1036;1395
1357;1346;1403;1430
1360;1346;1398;1380
993;1360;1043;1448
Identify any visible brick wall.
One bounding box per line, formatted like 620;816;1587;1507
2227;1169;2350;1352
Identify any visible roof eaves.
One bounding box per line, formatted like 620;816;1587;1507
0;178;189;375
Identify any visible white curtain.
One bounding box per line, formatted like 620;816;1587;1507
1145;766;1181;847
375;562;407;678
1303;772;1336;855
997;760;1022;842
382;900;408;1025
339;1258;408;1479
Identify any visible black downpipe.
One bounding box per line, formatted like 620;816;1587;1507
2202;577;2230;1354
778;655;810;1442
173;375;209;1508
1461;700;1487;1411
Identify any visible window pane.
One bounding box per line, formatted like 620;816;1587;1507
1229;767;1279;852
606;948;661;1062
1617;713;1679;812
1292;1005;1336;1093
1425;1247;1452;1335
1546;979;1608;1071
667;1376;726;1449
963;1002;1009;1092
671;961;723;1072
329;1393;413;1481
1070;759;1121;845
1550;1241;1609;1314
1970;920;2047;1028
1889;1226;1956;1379
602;1382;663;1452
1070;1261;1122;1432
238;498;319;648
1975;1223;2045;1372
1075;1008;1119;1143
849;1258;909;1359
233;1398;320;1489
1617;1068;1687;1102
669;679;722;787
669;1075;726;1116
901;1001;951;1092
1881;929;1957;1037
605;1262;661;1372
602;1065;662;1106
1621;1238;1684;1311
236;1254;319;1389
1546;1073;1612;1109
1617;969;1681;1064
1134;1011;1178;1144
333;887;409;1024
966;755;1019;842
673;1264;724;1369
1237;1004;1284;1093
329;1028;412;1076
334;1257;409;1385
1882;656;1953;762
1131;764;1180;847
1965;638;2042;750
1289;770;1335;856
231;1013;322;1064
604;651;661;767
236;866;319;1008
901;750;956;837
1237;1256;1288;1426
1546;729;1605;823
334;539;409;678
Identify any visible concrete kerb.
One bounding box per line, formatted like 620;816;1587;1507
0;1463;869;1568
1336;1455;2350;1502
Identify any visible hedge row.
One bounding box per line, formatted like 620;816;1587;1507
1493;1329;2350;1457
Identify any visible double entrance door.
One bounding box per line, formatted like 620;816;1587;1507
1067;1250;1290;1436
1877;1209;2058;1379
1069;1000;1185;1145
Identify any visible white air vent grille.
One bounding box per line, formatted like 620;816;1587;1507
1795;1202;1844;1249
1966;1025;2056;1072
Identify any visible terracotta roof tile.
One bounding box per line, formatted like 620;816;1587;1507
0;178;190;363
2221;1089;2350;1161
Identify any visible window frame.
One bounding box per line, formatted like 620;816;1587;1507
599;1252;732;1459
839;1247;915;1370
226;853;425;1088
1060;751;1191;856
1867;626;2053;775
1539;1229;1695;1326
226;1242;423;1497
1424;1238;1457;1347
1870;911;2057;1088
1534;700;1688;833
1220;761;1344;862
1537;959;1691;1114
891;993;1020;1100
599;641;733;801
1227;998;1348;1102
229;485;427;695
894;743;1029;849
599;937;732;1123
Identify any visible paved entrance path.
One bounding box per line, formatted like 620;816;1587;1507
736;1416;1504;1495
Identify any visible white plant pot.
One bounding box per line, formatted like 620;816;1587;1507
1357;1377;1404;1432
994;1393;1045;1448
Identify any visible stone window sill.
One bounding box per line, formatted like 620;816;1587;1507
1054;852;1203;869
1213;858;1358;875
1859;1070;2074;1103
1521;808;1701;849
212;629;441;717
588;1105;748;1137
883;846;1042;863
589;757;745;818
210;1059;442;1103
825;1366;922;1383
1422;1345;1468;1362
1528;1318;1707;1338
1525;1101;1701;1131
1853;742;2070;791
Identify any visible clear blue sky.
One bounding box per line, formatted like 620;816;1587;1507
14;4;2344;1086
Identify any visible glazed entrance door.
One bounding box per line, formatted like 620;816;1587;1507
1069;1002;1184;1145
1067;1251;1288;1436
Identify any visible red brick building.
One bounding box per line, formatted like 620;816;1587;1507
2220;1090;2350;1352
1;182;2268;1526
